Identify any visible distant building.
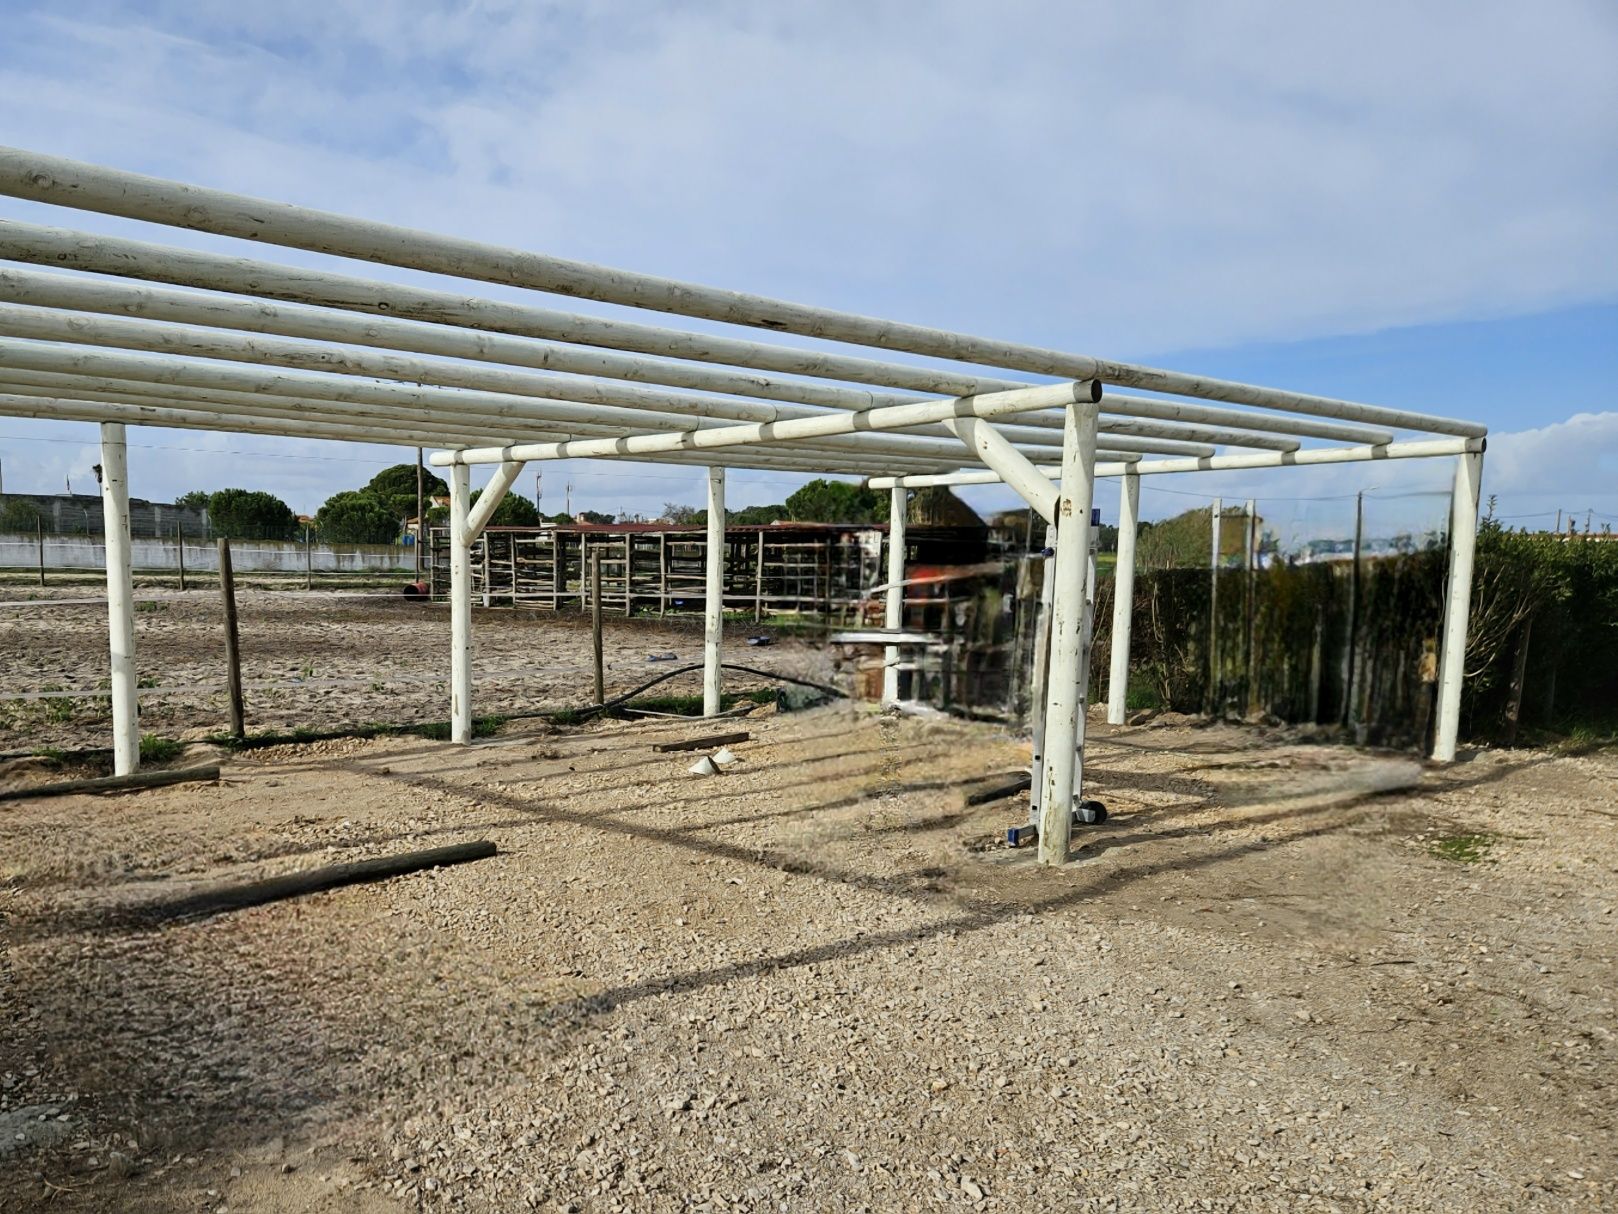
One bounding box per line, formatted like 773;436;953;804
0;491;210;538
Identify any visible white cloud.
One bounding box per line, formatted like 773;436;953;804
0;1;1613;518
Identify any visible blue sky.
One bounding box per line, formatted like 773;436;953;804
0;0;1613;543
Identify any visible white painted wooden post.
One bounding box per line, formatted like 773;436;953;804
1106;471;1140;725
1209;496;1223;712
882;486;906;704
1432;449;1483;762
1038;401;1099;865
703;466;725;717
99;421;138;775
1026;525;1057;827
449;462;472;743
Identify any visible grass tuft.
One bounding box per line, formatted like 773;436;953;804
139;734;184;763
1429;833;1495;864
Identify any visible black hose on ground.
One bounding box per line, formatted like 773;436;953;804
569;661;847;721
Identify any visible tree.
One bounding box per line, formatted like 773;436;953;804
578;509;614;525
470;489;540;527
0;498;42;531
207;488;298;540
315;490;401;544
173;490;210;511
784;479;882;523
546;512;573;524
366;463;447;520
731;503;788;526
663;502;701;524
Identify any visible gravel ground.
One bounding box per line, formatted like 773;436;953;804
1;707;1614;1212
0;588;828;752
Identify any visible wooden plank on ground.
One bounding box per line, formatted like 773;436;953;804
964;770;1033;805
652;731;751;753
0;764;222;803
125;840;498;924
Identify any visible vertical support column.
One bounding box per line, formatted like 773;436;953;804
882;486;906;705
591;549;605;704
1432;449;1483;762
703;466;725;717
1244;497;1258;715
1208;497;1222;715
1038;401;1099;866
99;422;138;776
449;462;472;744
1106;472;1140;725
1026;525;1057;826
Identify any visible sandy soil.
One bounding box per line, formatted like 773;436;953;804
1;706;1613;1212
0;588;828;753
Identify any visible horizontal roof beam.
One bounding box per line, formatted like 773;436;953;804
0;330;1077;467
0;375;962;476
0;149;1484;437
0;393;962;477
431;381;1099;467
866;436;1487;488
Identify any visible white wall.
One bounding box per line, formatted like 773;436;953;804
0;532;413;575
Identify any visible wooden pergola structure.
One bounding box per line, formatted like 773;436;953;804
0;147;1486;863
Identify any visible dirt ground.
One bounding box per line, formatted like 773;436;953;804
1;701;1613;1212
0;588;829;752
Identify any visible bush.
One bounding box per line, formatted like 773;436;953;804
315;490;401;544
0;498;43;532
207;488;298;540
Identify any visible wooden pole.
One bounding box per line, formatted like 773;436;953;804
623;535;633;617
591;548;604;704
36;517;44;586
0;763;221;803
217;537;245;740
658;532;668;617
129;840;496;924
175;522;187;591
753;531;766;623
1503;617;1532;746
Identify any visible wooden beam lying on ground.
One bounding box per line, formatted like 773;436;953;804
964;770;1033;805
653;730;751;753
0;764;221;803
127;840;498;923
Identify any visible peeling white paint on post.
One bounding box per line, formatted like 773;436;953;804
703;466;725;718
1037;402;1099;865
99;421;138;775
1107;471;1140;726
1432;448;1484;762
449;462;473;744
882;486;906;705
